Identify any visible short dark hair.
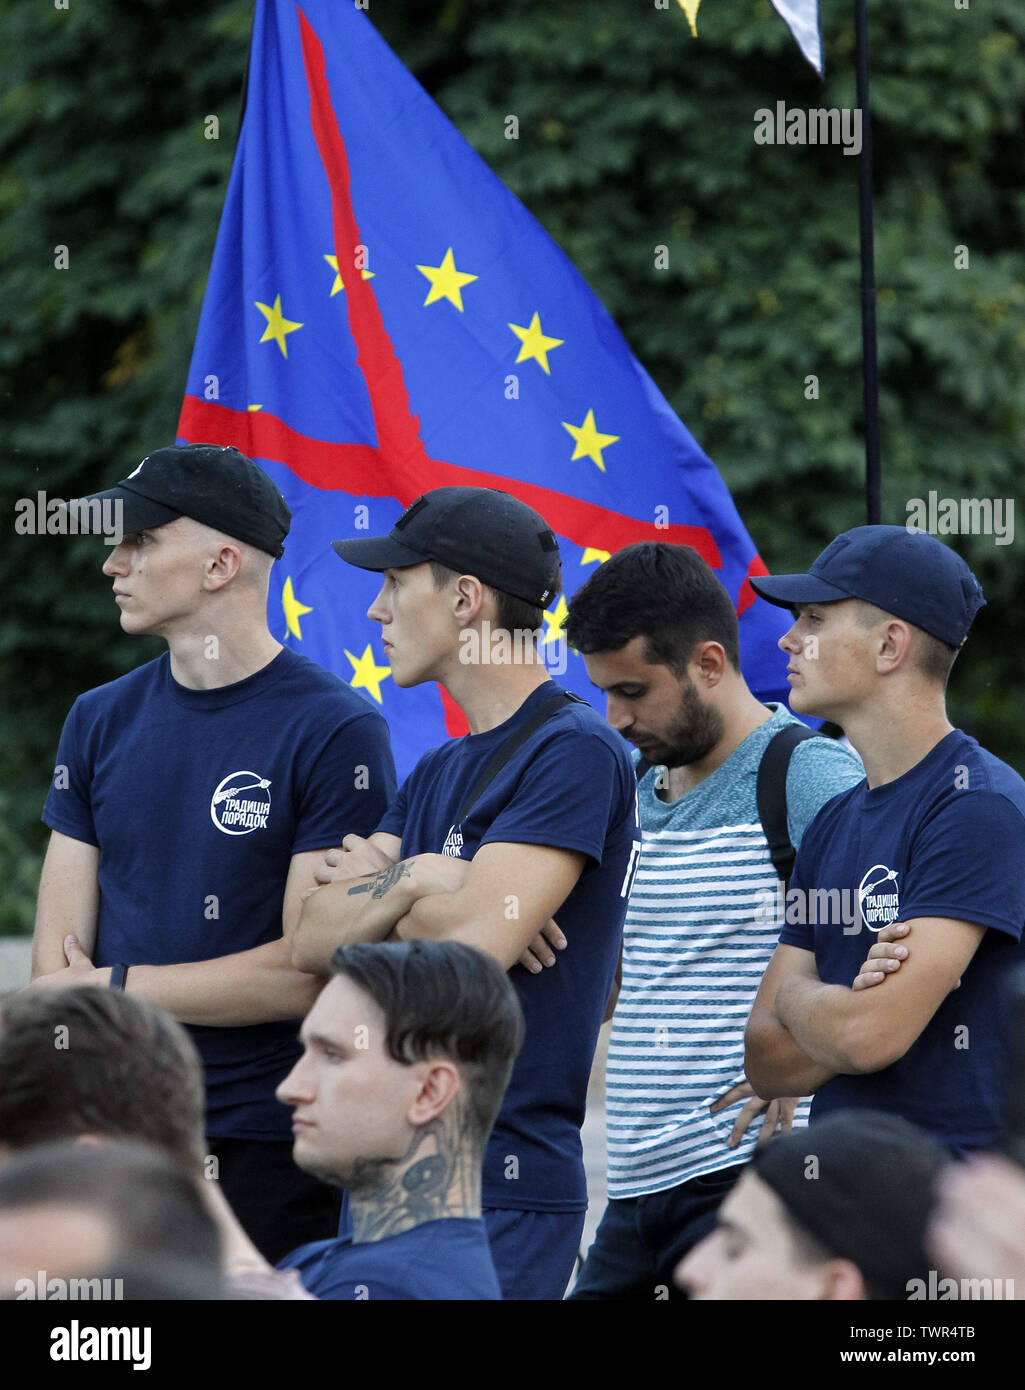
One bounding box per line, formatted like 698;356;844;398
429;560;561;638
0;987;205;1172
781;1203;888;1301
0;1139;221;1275
915;632;959;687
785;1210;838;1269
330;940;525;1148
563;542;741;674
853;600;959;687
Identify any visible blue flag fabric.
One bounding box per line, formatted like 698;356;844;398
179;0;792;780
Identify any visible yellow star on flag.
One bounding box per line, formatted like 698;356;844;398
542;596;570;646
323;254;375;297
676;0;702;38
255;295;303;358
281;577;313;641
416;248;478;312
508;313;564;375
581;548;610;566
247;404;263;412
562;409;620;473
345;644;392;704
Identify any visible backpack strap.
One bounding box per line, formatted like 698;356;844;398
452;691;588;828
757;723;818;884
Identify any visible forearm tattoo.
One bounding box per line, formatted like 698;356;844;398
346;860;412;900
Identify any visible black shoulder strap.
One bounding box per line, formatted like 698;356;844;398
453;691;588;827
757;723;819;884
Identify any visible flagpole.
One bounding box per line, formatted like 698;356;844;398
234;6;256;151
854;0;882;525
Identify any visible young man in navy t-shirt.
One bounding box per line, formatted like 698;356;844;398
274;940;522;1300
29;445;397;1263
292;486;641;1300
745;526;1025;1152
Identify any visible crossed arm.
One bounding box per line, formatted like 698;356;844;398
744;917;986;1100
291;833;587;974
29;829;326;1025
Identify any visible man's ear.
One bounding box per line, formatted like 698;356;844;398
451;574;487;628
820;1256;869;1301
693;640;728;688
407;1060;461;1127
203;544;244;592
876;619;914;675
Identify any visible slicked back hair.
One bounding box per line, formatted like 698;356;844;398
330;940;525;1149
563;541;741;674
0;987;205;1172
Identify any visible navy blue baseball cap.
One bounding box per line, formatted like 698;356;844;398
333;486;561;607
70;444;291;558
750;525;985;647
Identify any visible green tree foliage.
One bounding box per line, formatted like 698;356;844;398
1;0;1022;930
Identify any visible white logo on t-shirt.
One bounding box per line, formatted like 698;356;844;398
859;863;900;933
441;825;464;858
210;771;272;836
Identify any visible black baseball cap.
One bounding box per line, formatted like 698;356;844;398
750;525;985;647
69;444;291;558
332;486;561;607
751;1110;952;1300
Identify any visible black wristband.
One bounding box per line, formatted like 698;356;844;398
109;963;129;991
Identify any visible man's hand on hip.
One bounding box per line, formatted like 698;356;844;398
711;1080;800;1150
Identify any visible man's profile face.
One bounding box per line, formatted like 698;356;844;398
100;516;219;638
276;975;425;1188
778;599;877;723
674;1171;833;1300
366;563;460;688
582;635;724;769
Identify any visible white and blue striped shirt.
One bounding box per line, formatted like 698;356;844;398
606;705;864;1199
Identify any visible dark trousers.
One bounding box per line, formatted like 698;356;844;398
568;1163;746;1300
483;1206;587;1301
208;1137;341;1268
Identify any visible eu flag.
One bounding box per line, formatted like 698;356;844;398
178;0;792;779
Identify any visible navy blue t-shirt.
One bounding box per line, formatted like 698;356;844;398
42;647;397;1140
279;1218;501;1300
377;680;641;1212
780;730;1025;1151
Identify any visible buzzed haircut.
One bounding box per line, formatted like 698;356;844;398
330;940;525;1148
852;599;959;688
563;541;741;674
429;560;562;638
0;1139;221;1275
0;986;205;1172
